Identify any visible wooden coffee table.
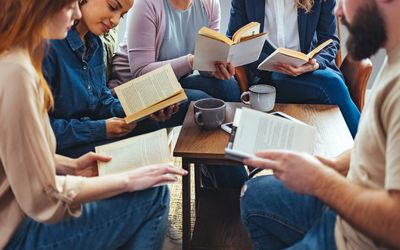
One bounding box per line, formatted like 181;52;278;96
173;102;353;250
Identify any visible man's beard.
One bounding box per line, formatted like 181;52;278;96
342;3;387;61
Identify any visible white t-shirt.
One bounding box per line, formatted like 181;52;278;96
264;0;301;51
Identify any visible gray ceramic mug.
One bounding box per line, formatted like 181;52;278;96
193;98;226;129
240;84;276;112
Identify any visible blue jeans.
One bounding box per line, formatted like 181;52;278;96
179;73;241;102
259;69;360;137
6;186;170;250
240;176;337;250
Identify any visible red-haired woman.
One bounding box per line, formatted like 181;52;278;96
0;1;186;249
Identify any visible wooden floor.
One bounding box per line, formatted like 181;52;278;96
191;188;253;250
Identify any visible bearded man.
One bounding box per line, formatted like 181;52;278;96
240;0;400;249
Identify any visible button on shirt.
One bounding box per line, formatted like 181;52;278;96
43;28;125;151
264;0;301;51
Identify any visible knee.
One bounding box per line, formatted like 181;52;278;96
219;78;241;101
185;89;211;101
240;176;283;219
316;71;348;97
135;186;170;212
153;185;170;209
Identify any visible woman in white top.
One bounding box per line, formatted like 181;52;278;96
228;0;360;138
0;1;186;249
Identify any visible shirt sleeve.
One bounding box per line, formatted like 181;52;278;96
95;85;125;118
0;64;85;223
126;0;193;79
383;80;400;190
50;117;107;151
313;0;340;70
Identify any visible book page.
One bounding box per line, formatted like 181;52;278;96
115;64;181;116
233;22;260;43
257;51;308;72
193;35;230;71
228;34;267;67
96;129;173;176
198;27;233;45
307;39;333;58
232;108;316;155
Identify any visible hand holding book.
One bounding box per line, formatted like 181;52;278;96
273;58;319;77
257;39;333;73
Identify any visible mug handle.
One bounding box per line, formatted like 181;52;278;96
195;111;204;126
240;91;250;105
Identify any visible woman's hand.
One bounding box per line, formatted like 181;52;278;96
212;62;235;80
122;164;188;192
74;152;112;177
150;104;179;123
56;152;111;177
106;117;136;139
273;59;319;77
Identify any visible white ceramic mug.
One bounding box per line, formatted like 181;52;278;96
240;84;276;112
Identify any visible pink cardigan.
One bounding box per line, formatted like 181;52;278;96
116;0;221;79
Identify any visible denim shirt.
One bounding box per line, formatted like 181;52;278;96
43;28;125;151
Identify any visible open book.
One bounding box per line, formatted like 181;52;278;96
115;64;187;124
193;22;267;71
96;129;173;176
224;108;316;162
257;39;333;72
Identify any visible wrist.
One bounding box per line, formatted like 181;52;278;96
311;166;338;197
119;173;133;193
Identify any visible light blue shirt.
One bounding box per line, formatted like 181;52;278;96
158;0;209;61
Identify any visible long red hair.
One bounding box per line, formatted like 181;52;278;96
0;0;76;112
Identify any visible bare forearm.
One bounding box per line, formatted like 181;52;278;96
72;175;128;206
55;154;77;175
314;168;400;248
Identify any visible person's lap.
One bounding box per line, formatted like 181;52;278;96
240;176;336;250
6;186;170;250
179;73;241;102
257;69;360;137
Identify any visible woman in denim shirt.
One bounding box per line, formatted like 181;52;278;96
43;0;203;158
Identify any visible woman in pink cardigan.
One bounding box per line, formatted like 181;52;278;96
110;0;241;103
111;0;247;188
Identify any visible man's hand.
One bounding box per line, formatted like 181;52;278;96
150;104;179;123
273;59;319;77
106;117;136;139
243;150;333;195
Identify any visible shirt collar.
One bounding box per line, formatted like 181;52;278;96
66;27;85;52
66;27;100;61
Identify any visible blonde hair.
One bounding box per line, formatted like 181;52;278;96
296;0;315;13
0;0;76;112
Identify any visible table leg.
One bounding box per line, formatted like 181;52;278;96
182;158;191;250
194;164;201;211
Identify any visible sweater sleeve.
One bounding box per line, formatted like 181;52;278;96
126;0;192;79
0;63;85;223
